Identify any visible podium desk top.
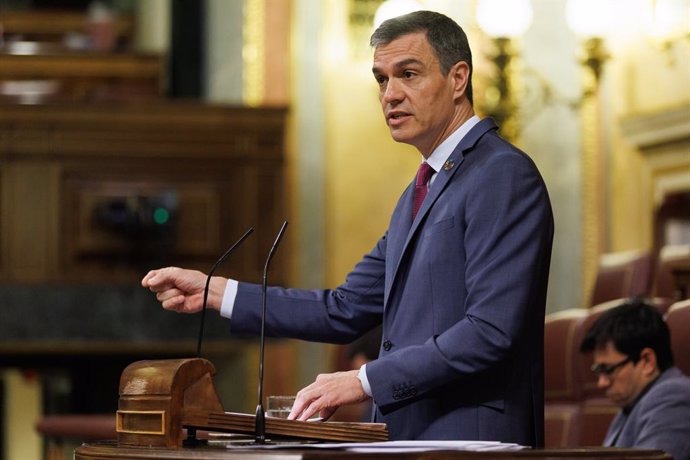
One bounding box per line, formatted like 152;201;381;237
75;442;672;460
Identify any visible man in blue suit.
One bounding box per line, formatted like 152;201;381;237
580;299;690;460
143;11;553;446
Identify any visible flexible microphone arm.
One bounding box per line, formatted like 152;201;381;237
196;227;254;358
255;220;288;444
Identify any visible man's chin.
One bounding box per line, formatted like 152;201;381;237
389;129;413;145
608;395;627;407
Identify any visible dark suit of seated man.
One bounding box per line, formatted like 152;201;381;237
580;298;690;460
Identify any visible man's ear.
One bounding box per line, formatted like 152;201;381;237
450;61;470;101
639;347;659;376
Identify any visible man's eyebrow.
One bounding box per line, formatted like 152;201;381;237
372;58;424;75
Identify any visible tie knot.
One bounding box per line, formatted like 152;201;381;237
416;162;434;187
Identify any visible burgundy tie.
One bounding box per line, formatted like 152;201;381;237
412;162;434;220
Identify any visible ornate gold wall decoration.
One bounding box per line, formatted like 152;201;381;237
243;0;266;106
475;37;523;144
579;69;604;305
349;0;384;60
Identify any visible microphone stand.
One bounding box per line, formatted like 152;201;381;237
255;221;288;444
196;227;254;358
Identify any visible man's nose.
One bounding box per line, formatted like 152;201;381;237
382;79;403;104
597;375;611;389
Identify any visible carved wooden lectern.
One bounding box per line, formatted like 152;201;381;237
116;358;388;448
76;358;673;459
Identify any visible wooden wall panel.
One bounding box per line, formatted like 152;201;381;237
0;161;60;282
0;102;287;285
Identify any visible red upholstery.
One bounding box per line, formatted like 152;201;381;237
589;250;653;307
35;414;116;441
544;309;588;448
578;398;618;446
36;414;116;460
544;309;587;402
654;244;690;300
544;403;581;448
665;299;690;375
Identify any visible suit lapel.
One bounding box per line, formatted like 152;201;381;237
603;412;625;446
386;182;414;278
384;118;499;309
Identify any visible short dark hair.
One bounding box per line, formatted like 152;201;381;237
579;298;674;371
370;10;474;106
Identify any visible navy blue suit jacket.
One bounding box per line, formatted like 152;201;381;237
231;118;554;446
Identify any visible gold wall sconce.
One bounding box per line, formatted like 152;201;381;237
647;0;690;65
475;0;619;141
475;0;534;143
565;0;612;96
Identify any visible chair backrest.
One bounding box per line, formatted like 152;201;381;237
544;309;588;402
654;244;690;300
590;250;653;307
665;299;690;376
544;309;588;448
544;404;581;447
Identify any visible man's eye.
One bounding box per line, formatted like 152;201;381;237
403;71;415;79
375;75;387;85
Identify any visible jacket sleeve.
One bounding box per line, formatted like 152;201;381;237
229;233;388;344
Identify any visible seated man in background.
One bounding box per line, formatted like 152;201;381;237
580;298;690;460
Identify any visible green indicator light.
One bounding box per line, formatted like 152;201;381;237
153;208;170;225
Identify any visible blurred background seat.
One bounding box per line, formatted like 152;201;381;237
665;299;690;376
654;244;690;302
544;309;587;447
589;250;653;307
35;414;115;460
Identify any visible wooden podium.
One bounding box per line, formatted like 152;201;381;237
115;358;388;448
82;358;671;460
76;443;673;460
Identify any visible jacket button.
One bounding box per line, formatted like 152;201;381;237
383;340;392;351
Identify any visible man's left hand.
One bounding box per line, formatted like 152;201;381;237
288;370;370;421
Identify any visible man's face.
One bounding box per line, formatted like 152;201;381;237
592;342;651;408
372;32;465;157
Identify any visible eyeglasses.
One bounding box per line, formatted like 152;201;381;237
591;357;632;377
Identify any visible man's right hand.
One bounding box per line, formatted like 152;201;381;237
141;267;227;313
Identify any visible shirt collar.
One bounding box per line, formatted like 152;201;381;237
423;115;481;173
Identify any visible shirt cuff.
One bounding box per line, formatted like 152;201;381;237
357;364;372;397
219;279;239;319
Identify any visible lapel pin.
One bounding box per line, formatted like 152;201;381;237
443;159;455;171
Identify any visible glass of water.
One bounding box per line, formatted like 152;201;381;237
265;395;295;418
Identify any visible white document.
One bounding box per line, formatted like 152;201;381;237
309;440;528;453
226;440;528;452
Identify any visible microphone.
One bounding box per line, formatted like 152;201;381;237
255;220;288;444
196;227;254;358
